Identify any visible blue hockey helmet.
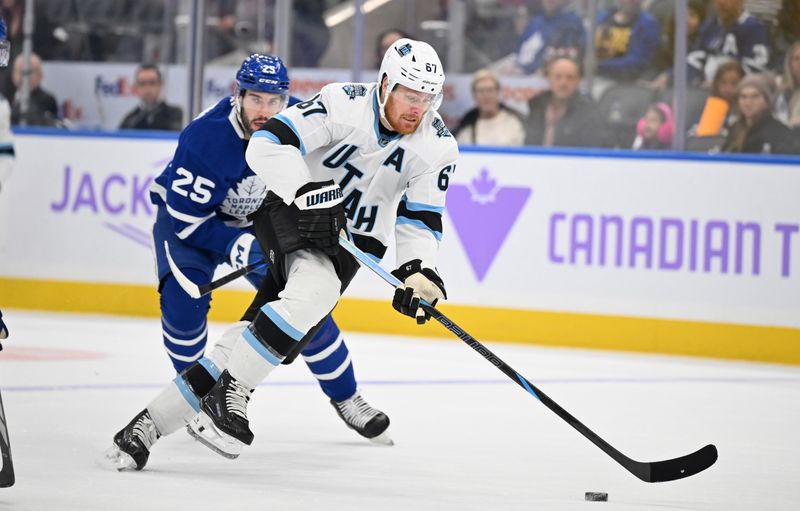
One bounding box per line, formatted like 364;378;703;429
235;53;290;95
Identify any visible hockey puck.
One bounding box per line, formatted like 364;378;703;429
585;492;608;502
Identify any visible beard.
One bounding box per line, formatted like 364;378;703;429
240;108;270;137
383;95;424;135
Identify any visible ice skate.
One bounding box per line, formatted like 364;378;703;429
186;414;242;459
197;370;254;452
331;391;393;446
102;409;161;471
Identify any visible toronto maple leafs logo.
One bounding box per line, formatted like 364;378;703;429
342;84;367;100
219;175;267;222
432;118;451;138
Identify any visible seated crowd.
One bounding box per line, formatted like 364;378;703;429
3;0;799;154
452;0;799;154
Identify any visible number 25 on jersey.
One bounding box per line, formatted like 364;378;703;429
171;168;216;204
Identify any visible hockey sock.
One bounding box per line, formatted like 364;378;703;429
168;321;250;414
226;302;309;389
146;380;198;436
302;316;357;402
160;270;211;372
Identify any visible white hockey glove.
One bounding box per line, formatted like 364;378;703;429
391;259;447;325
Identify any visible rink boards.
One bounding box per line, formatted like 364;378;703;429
1;130;799;364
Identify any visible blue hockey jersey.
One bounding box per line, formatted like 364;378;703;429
515;6;586;75
688;11;770;81
150;97;265;257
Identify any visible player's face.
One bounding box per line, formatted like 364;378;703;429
384;83;435;135
738;86;768;124
240;90;288;136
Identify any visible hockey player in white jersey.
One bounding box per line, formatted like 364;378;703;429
189;38;459;454
103;54;393;471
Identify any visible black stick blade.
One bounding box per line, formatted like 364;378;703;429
640;444;718;483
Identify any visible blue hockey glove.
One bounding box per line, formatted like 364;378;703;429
391;259;447;324
227;233;268;288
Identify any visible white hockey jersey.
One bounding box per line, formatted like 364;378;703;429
246;82;459;270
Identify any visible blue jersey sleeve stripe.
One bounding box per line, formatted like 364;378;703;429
396;217;443;241
402;196;445;214
273;113;307;155
397;199;443;234
252;130;282;145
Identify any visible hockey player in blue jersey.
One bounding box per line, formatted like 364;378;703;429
688;0;770;83
104;54;391;471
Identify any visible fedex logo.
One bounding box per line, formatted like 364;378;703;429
206;78;235;98
94;75;133;96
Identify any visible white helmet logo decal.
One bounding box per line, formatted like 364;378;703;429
396;43;412;57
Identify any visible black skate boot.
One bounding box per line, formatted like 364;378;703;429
103;409;161;471
199;370;254;446
331;391;393;445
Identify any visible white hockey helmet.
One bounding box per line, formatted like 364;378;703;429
377;38;445;121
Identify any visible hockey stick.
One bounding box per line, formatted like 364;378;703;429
0;389;15;488
164;241;267;299
338;235;718;483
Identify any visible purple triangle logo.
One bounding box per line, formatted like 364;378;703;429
447;168;531;281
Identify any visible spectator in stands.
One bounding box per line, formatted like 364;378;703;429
0;0;65;100
595;0;661;82
649;0;707;90
693;61;746;137
723;72;799;154
119;63;183;131
508;0;585;75
290;0;330;67
375;29;410;69
524;57;601;147
632;102;674;149
0;94;13;194
10;53;59;127
453;69;525;146
775;41;800;129
688;0;770;84
772;0;800;71
204;0;238;63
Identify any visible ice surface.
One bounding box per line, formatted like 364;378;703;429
0;310;798;510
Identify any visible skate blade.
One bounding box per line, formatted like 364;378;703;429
99;444;138;471
186;414;242;459
368;431;394;446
